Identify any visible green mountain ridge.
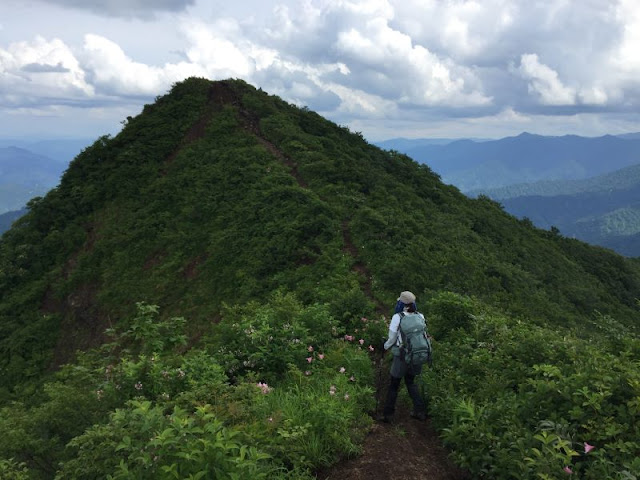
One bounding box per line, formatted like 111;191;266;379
469;163;640;200
472;165;640;256
1;78;639;479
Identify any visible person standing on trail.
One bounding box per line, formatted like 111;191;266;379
380;290;427;423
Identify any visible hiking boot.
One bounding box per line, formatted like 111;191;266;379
377;413;393;424
410;411;426;421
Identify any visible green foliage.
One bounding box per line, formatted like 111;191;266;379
1;78;640;479
425;299;640;479
60;401;273;480
0;298;377;479
0;459;30;480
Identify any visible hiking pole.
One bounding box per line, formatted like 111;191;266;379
374;340;385;418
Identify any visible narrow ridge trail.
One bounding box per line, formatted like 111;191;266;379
316;357;470;480
189;83;470;480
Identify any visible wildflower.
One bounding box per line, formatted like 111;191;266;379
268;417;273;422
134;382;143;391
361;317;368;323
318;353;325;360
329;385;337;395
344;334;354;341
563;466;573;475
305;371;312;376
339;367;346;373
344;394;350;400
349;376;355;382
308;345;314;352
96;389;104;400
177;369;186;378
306;356;313;363
584;442;595;453
160;392;170;401
359;339;365;345
256;382;271;394
161;370;170;378
368;345;375;352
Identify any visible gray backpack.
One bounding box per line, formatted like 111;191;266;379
399;312;433;368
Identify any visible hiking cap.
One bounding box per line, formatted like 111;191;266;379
397;291;416;304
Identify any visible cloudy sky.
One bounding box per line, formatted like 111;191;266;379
1;0;640;142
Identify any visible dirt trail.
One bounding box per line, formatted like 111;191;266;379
316;353;470;480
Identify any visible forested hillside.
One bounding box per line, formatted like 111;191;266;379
1;78;639;479
470;165;640;256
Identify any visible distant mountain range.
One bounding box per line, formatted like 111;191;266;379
475;164;640;256
377;132;640;192
376;132;640;256
0;208;27;236
0;138;92;214
0;147;65;213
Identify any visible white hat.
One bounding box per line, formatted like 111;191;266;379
397;291;416;304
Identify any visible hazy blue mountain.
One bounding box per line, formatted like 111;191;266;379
375;137;461;150
0;208;27;235
616;132;640;140
392;132;640;191
0;138;92;164
469;163;640;200
0;146;67;213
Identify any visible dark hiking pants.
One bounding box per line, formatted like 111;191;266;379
383;355;425;417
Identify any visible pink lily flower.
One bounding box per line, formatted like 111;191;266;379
563;466;573;474
308;345;314;352
318;353;325;360
306;357;313;363
339;367;346;373
368;345;375;351
359;339;365;345
584;442;595;453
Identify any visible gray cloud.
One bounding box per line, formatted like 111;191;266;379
36;0;195;18
21;61;70;73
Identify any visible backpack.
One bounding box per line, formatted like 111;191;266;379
399;312;432;368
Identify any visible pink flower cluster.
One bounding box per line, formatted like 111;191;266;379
306;346;325;365
256;382;272;394
343;334;375;352
563;442;595;475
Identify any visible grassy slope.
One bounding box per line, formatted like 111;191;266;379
0;78;639;393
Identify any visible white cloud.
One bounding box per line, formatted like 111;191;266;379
518;53;576;105
612;0;640;74
0;36;93;106
2;0;640;140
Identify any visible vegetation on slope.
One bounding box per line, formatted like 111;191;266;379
0;78;639;479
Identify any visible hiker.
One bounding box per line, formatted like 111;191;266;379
380;290;427;422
